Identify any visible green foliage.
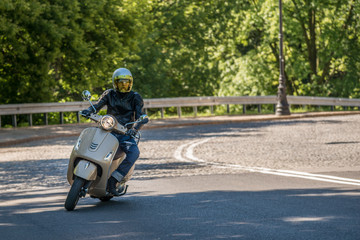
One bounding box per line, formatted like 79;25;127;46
0;0;359;105
283;0;360;97
0;0;137;104
218;0;360;98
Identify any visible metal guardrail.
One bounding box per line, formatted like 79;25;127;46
287;96;360;106
0;95;359;127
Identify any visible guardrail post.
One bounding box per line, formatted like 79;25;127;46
243;105;246;114
177;107;181;118
273;104;276;113
193;106;197;117
60;112;64;124
227;104;230;114
44;113;48;125
77;112;80;123
210;106;214;115
161;108;164;118
0;116;2;128
258;105;261;113
29;114;33;126
12;115;17;128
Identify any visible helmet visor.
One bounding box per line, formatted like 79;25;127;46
115;79;131;92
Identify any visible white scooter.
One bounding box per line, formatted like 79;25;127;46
65;90;148;211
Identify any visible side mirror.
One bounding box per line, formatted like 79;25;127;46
82;90;92;101
81;90;96;113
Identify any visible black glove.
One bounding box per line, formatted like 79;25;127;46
134;117;149;131
127;129;138;137
80;108;93;117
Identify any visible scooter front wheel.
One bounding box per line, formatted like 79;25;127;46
65;177;85;211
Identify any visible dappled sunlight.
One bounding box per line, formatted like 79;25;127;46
288;191;360;197
91;221;125;224
14;206;65;214
282;216;335;223
0;223;16;226
0;159;69;192
0;195;65;207
2;187;66;196
0;145;72;162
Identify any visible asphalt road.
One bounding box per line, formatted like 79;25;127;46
0;114;359;239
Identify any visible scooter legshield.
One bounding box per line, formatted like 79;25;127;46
68;127;119;182
67;127;122;197
74;160;97;180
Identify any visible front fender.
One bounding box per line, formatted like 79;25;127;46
74;160;97;181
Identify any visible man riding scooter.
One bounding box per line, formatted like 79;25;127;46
81;68;147;196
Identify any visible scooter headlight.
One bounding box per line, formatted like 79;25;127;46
100;115;116;131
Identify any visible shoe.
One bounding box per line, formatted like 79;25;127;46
107;176;120;196
118;184;125;193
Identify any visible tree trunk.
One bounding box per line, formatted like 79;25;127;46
308;5;317;76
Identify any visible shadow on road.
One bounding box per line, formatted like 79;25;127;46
0;158;208;191
0;186;359;240
0;159;69;191
0;118;345;148
140;119;344;142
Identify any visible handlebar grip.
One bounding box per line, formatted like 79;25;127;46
134;117;149;131
140;118;149;124
79;110;91;118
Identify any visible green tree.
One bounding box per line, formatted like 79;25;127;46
285;0;360;97
125;0;251;98
0;0;137;104
1;0;359;104
219;0;360;98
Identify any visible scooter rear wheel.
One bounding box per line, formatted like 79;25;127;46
65;177;85;211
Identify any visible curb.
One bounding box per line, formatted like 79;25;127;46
1;111;359;147
0;133;80;148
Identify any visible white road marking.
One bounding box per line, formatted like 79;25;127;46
173;140;198;163
174;138;360;186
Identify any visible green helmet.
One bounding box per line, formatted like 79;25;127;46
112;68;133;93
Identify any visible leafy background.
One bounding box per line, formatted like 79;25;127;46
1;0;359;105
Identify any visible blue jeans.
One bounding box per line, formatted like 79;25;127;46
111;132;140;179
